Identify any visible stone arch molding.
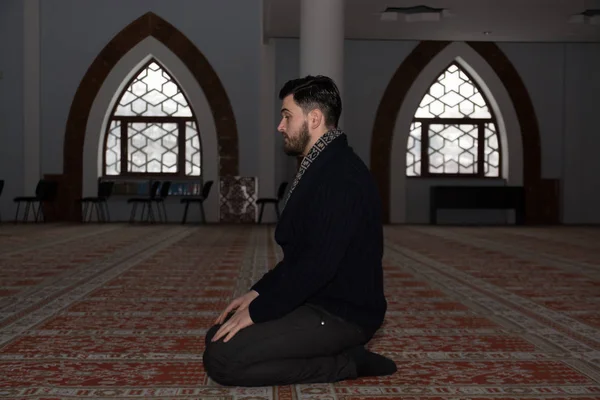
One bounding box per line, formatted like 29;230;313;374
370;40;546;224
389;42;523;223
84;37;220;221
57;12;238;221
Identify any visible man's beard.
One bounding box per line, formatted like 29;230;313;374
283;121;311;156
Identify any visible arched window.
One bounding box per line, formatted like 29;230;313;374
406;63;500;177
103;59;201;178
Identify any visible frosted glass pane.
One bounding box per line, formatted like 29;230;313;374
428;124;478;174
127;122;179;173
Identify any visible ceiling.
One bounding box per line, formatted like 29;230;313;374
264;0;600;42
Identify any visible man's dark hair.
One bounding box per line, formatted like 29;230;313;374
279;75;342;128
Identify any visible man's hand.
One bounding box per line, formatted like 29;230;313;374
211;307;254;343
215;290;259;325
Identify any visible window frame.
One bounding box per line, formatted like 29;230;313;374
407;62;502;179
101;58;202;180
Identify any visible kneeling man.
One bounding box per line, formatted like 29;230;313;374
203;75;396;387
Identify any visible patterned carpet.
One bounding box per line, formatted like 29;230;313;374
0;224;599;399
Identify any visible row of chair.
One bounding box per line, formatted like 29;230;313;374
81;180;289;224
0;178;288;224
80;180;215;224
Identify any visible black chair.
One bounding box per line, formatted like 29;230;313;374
152;181;172;222
80;180;114;222
0;180;4;222
256;181;288;223
127;181;161;223
180;180;214;224
13;179;59;223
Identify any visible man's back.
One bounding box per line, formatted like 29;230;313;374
286;140;387;338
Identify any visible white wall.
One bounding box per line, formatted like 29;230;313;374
563;43;600;224
0;1;24;220
497;43;565;180
274;39;301;188
258;37;277;223
500;42;600;224
345;40;417;163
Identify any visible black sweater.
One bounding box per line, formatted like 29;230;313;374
248;134;387;338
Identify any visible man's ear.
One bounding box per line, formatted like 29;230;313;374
308;109;323;130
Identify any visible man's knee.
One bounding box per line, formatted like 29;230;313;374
205;324;220;346
203;326;243;386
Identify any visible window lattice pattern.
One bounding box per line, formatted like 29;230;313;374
128;123;179;174
186;122;201;176
105;121;121;176
415;64;491;119
429;124;478;174
115;62;192;117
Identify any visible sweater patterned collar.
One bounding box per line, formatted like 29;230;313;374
283;128;344;207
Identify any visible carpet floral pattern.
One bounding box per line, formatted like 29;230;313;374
0;224;599;399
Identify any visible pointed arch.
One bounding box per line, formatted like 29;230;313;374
370;41;555;224
81;37;220;221
54;12;238;221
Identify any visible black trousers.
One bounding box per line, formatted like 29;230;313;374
203;304;368;387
